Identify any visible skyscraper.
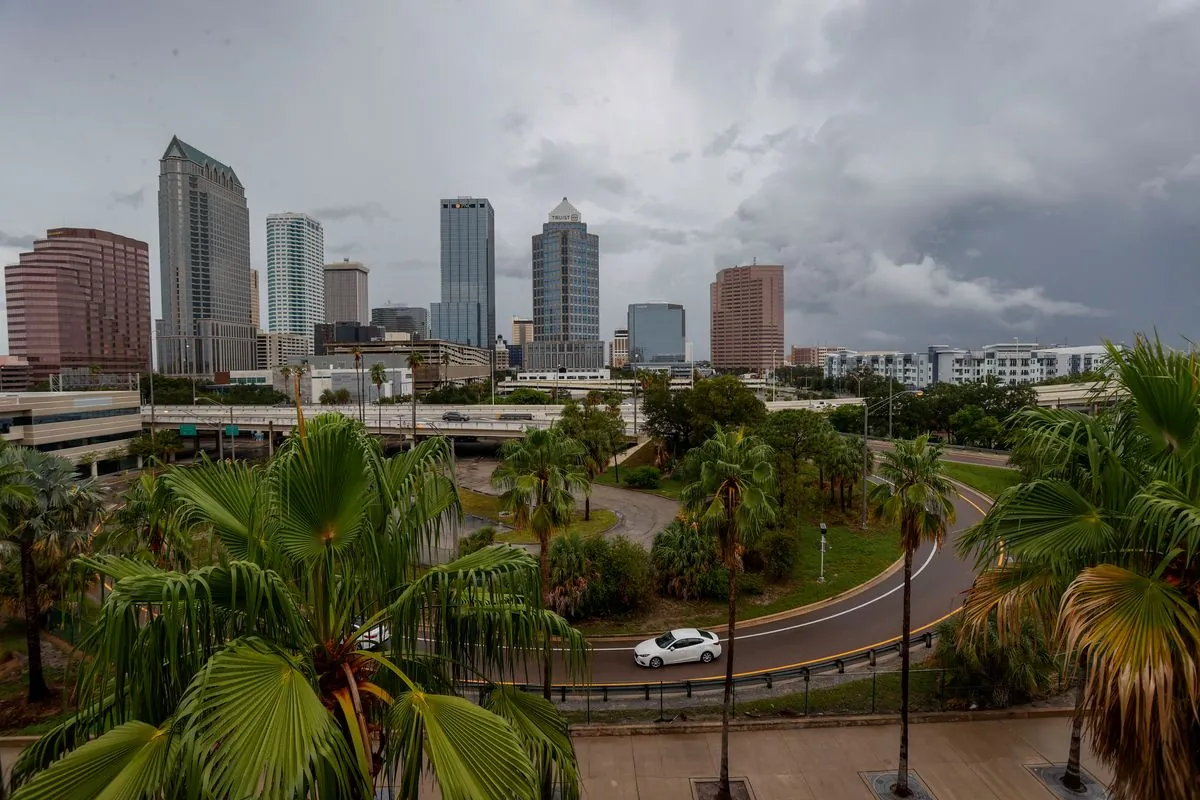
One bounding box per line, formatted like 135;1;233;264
628;302;686;365
432;197;495;347
610;328;629;368
526;198;603;370
710;264;785;370
250;269;261;331
4;228;151;380
371;304;429;338
266;212;324;351
323;259;369;325
156;136;256;375
511;316;533;346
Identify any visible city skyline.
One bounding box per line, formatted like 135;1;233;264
2;2;1197;362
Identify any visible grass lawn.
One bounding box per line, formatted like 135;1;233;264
942;461;1022;499
575;523;901;637
594;467;686;500
0;619;76;735
459;488;620;545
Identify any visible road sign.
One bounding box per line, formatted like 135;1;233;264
224;425;240;437
180;424;197;437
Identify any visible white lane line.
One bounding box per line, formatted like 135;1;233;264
588;540;939;652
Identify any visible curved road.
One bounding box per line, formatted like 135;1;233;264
457;452;1000;686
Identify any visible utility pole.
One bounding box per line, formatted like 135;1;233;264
861;398;869;529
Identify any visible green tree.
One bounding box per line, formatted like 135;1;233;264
96;468;193;570
650;519;721;601
491;427;589;701
557;393;626;520
681;426;777;800
868;435;956;797
0;448;101;703
369;362;387;431
504;387;552;405
948;404;1002;448
956;337;1200;799
13;415;586;800
319;388;337;405
406;351;426;449
127;429;182;462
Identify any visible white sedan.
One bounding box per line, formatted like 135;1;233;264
633;628;722;669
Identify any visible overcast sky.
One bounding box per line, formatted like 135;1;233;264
2;0;1198;359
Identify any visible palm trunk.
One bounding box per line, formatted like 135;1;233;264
540;523;553;702
718;558;737;800
1062;652;1088;792
21;540;49;703
584;493;590;522
894;545;914;797
411;393;417;451
829;478;836;505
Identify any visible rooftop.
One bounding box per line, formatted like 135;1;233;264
161;136;242;186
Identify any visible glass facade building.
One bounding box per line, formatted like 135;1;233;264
628;302;686;365
371;304;429;338
266;212;324;348
528;198;601;370
156;136;256;375
431;197;495;347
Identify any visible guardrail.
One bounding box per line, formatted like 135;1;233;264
500;627;949;719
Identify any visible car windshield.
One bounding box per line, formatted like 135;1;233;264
654;632;675;648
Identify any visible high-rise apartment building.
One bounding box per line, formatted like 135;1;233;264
710;264;785;371
431;197;495;347
371;304;429;338
527;198;603;370
791;345;846;368
5;228;151;380
250;269;261;331
323;259;369;325
610;328;629;368
156;136;256;375
628;302;686;365
511;316;533;347
267;213;324;352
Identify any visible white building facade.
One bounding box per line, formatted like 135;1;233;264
266;213;324;351
825;343;1112;388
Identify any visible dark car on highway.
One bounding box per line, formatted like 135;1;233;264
441;411;470;422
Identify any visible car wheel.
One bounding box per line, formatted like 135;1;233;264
649;657;663;669
700;651;714;664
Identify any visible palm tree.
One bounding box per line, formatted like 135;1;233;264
681;426;777;800
440;352;451;388
491;427;588;701
12;414;587;799
869;435;956;797
0;448;101;703
557;395;622;521
407;351;426;450
350;345;365;423
957;337;1200;800
96;467;193;571
370;362;387;432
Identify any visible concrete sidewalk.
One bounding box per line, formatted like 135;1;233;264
575;715;1112;799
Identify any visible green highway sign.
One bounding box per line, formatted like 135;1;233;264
180;424;197;437
224;425;240;437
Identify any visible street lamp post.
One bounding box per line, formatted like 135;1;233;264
818;522;828;583
196;397;234;460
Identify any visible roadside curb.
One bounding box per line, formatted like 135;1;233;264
0;735;40;749
570;705;1072;737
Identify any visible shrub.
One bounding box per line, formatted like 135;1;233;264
651;520;720;601
933;614;1058;708
736;571;765;596
591;536;654;615
672;447;706;485
759;529;800;581
548;533;653;619
457;526;496;557
623;465;662;489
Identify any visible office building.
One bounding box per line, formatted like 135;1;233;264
5;227;151;381
250;269;261;331
0;357;31;392
256;332;312;370
527;198;603;370
0;390;141;474
431;197;495;347
313;322;384;356
610;329;629;368
266;213;324;351
511;316;533;346
791;345;845;368
710;263;784;371
156;136;256;375
371;304;429;338
824;343;1113;388
323;259;369;325
628;303;686;365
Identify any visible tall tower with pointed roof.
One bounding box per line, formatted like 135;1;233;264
156;136;256;375
525;197;603;370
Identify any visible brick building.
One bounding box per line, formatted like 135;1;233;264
709;264;784;371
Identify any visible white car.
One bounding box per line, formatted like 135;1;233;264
634;628;722;669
